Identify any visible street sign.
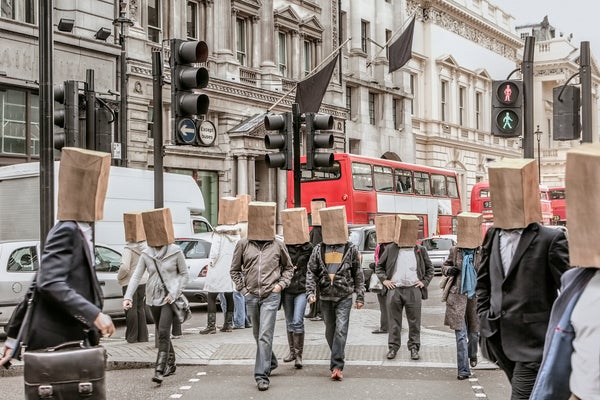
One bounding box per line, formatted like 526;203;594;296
177;118;197;144
196;120;216;146
112;142;122;160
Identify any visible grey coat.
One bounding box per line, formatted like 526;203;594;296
442;246;480;332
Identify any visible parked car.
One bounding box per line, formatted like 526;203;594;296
348;225;377;290
174;237;212;303
420;235;457;275
0;240;124;330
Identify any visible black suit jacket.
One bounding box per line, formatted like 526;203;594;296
375;243;434;299
476;223;569;362
26;221;103;350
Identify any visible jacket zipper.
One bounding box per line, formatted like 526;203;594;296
257;245;263;298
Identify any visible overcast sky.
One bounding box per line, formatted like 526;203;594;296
498;1;600;59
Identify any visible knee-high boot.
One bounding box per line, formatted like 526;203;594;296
200;313;216;334
293;332;304;369
163;349;176;377
152;351;168;384
221;311;233;332
283;332;295;362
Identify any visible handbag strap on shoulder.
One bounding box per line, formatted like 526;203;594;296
152;259;169;292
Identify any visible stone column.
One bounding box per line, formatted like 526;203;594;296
248;156;256;199
214;0;233;57
252;15;261;68
260;0;275;68
237;155;248;194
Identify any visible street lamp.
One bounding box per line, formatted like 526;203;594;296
113;1;133;167
535;125;542;183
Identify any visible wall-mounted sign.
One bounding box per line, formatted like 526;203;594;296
197;120;217;146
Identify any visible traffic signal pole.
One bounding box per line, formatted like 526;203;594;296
152;50;164;208
522;36;535;158
580;41;592;143
292;103;302;208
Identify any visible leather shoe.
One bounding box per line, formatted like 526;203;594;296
457;375;471;380
257;381;269;391
410;349;420;360
386;348;397;359
372;329;388;334
470;357;478;368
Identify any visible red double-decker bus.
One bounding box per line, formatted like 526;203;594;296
470;181;553;228
549;187;566;226
287;153;462;238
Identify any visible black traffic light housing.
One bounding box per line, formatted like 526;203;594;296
53;80;80;150
264;112;293;170
491;80;523;137
170;39;209;145
305;113;334;170
553;85;581;141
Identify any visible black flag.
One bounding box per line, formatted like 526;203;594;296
295;56;337;114
388;16;416;73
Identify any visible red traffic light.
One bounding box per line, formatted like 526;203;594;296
495;81;521;106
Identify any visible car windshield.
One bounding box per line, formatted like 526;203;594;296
348;230;362;247
421;238;454;251
175;239;212;259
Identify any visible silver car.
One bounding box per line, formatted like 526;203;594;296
420;235;457;275
174;237;212;303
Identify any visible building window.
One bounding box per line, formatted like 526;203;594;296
236;18;247;65
441;81;448;122
0;88;39;157
385;29;392;59
368;92;376;125
475;92;482;130
147;106;154;139
147;0;161;43
459;86;466;126
346;86;353;118
186;2;198;39
304;40;316;76
393;98;404;129
361;20;369;53
1;0;35;24
278;32;288;76
409;74;416;115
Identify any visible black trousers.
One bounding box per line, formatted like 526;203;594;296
122;285;149;343
207;292;233;314
150;304;175;356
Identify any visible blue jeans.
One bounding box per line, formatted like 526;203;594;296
320;297;352;371
219;290;247;328
455;321;479;376
282;292;307;333
245;292;280;383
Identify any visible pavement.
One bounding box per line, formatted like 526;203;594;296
1;307;497;377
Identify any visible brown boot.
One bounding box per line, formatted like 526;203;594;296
220;312;233;332
293;332;304;369
283;332;295;362
200;313;217;334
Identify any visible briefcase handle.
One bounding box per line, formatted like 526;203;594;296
47;341;87;352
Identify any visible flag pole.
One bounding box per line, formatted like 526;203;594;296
268;37;351;112
367;15;415;68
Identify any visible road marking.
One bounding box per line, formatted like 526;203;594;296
189;378;200;382
169;395;183;399
197;372;207;376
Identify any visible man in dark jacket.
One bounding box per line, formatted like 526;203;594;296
375;214;433;361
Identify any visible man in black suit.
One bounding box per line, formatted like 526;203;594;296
476;159;569;400
1;148;115;364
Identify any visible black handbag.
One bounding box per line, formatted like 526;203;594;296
23;341;107;400
153;260;192;324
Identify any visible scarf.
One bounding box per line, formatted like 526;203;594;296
460;249;477;299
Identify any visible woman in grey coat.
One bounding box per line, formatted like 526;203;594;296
124;243;188;384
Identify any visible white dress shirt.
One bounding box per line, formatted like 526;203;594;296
499;229;522;276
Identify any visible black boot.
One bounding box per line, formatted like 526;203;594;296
152;351;168;384
200;313;217;334
163;350;176;377
293;332;304;369
283;332;295;362
221;312;233;332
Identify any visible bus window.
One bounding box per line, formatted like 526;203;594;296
374;165;394;192
447;176;459;198
550;189;565;200
301;161;342;182
413;171;431;195
352;162;373;191
431;174;447;196
395;169;413;193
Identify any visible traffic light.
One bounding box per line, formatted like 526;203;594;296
305;113;334;170
170;39;209;145
264;112;293;170
53;80;80;150
553;85;581;140
491;80;522;137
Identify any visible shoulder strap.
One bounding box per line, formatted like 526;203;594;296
153;258;168;291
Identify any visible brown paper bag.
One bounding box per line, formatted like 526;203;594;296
566;144;600;267
142;208;175;247
310;200;326;226
236;194;251;222
320;206;348;245
375;215;396;244
57;148;111;222
488;158;541;229
124;212;146;243
456;212;483;249
247;202;276;241
218;197;241;225
394;215;419;247
281;208;310;245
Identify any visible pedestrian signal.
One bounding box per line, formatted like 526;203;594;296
491;80;522;137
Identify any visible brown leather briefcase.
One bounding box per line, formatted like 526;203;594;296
23;341;107;399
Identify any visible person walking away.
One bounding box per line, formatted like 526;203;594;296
200;197;241;334
306;200;325;321
306;206;365;381
123;208;188;384
531;145;599;400
118;213;149;343
280;208;313;369
230;202;294;391
442;212;483;380
375;214;434;361
477;159;569;400
370;215;396;334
